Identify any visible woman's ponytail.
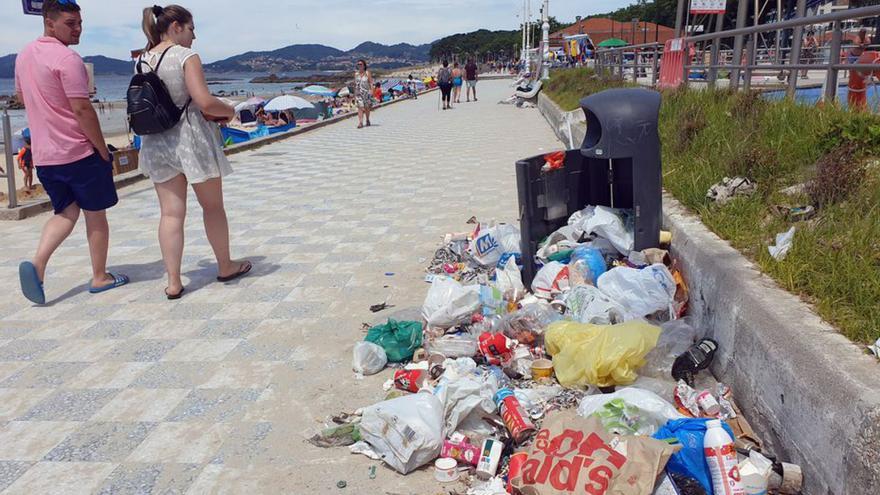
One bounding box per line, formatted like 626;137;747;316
142;7;161;50
142;4;192;51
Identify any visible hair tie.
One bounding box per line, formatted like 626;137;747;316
152;5;163;17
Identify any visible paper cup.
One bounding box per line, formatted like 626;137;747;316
531;358;553;379
434;457;460;483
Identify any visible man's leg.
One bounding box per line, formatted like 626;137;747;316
83;209;116;288
33;202;80;282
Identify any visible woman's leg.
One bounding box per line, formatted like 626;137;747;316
154;174;188;294
357;106;364;127
192;177;246;278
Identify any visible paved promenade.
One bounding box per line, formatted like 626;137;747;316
0;80;560;494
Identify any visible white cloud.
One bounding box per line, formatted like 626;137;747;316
0;0;635;62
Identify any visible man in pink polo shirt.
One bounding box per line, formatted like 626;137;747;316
15;0;128;304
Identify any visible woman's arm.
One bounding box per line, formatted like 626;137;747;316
367;71;374;87
183;54;234;119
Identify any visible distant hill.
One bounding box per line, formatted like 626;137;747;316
0;54;15;79
0;53;132;78
83;55;133;75
348;42;431;61
204;41;431;73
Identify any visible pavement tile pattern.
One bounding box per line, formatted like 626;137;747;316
0;80;560;493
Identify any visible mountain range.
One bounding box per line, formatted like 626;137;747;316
0;41;432;78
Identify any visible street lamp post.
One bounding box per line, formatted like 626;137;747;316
542;0;550;80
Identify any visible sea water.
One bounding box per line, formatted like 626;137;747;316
0;71;340;134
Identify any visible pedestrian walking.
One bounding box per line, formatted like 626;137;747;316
14;0;129;305
452;62;463;104
138;4;251;300
465;57;478;102
354;59;374;128
437;60;453;110
408;74;418;99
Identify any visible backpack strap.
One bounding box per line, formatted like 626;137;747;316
135;45;176;74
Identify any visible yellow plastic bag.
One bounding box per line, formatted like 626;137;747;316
545;320;661;388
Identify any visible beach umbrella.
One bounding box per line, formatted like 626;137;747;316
302;85;336;97
265;95;314;111
597;38;628;48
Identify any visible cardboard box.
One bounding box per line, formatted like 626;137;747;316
112;148;139;176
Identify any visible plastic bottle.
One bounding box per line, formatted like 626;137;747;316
705;419;745;495
671;338;718;385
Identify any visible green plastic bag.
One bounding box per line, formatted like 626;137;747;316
365;319;423;363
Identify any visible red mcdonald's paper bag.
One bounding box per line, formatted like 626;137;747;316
509;411;677;495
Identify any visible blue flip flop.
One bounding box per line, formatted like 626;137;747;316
89;273;130;294
19;261;46;305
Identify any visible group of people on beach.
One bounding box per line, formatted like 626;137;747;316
14;1;251;304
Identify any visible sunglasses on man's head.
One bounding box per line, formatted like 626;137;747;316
57;0;79;5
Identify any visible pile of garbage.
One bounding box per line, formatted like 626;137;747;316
315;204;804;495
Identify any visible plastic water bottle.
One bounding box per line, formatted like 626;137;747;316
705;419;745;495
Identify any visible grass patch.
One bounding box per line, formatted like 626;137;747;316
545;68;880;344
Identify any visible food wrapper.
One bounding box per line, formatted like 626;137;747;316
509;411;677;495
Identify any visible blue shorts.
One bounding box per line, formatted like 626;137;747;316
36;152;118;214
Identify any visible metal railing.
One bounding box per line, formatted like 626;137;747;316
1;108;18;209
595;4;880;103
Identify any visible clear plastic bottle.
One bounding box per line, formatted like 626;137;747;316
705;419;745;495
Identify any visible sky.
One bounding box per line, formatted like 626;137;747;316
0;0;634;62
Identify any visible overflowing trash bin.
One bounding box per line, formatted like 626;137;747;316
517;88;663;286
310;88;804;495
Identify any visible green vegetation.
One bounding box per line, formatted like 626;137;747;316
545;68;880;343
429;18;571;61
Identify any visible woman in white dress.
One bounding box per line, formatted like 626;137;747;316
140;4;251;299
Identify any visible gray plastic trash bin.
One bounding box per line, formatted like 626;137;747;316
579;87;662;253
516;88;663;286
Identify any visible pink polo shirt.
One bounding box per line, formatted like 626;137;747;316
15;36;94;166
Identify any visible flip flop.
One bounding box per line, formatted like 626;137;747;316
217;261;252;283
165;287;185;300
19;261;46;305
88;273;130;294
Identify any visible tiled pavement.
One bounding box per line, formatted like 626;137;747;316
0;80;561;494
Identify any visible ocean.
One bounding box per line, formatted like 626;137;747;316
0;71;342;134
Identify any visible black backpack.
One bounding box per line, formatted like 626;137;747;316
127;46;190;135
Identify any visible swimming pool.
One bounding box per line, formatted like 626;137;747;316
763;84;880;110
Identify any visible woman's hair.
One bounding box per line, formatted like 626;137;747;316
357;59;368;70
142;4;193;50
454;62;459;67
442;60;449;67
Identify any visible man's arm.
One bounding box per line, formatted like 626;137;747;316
68;97;110;162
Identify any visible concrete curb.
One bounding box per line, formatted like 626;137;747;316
537;90;880;493
2;88;439;220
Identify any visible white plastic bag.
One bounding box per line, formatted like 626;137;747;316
471;223;521;267
563;284;629;325
768;226;795;261
576;387;684;436
597;263;676;319
582;206;634;254
432;361;496;432
359;393;445;474
352;341;388;376
494;256;524;295
422;276;481;328
530;261;570;299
